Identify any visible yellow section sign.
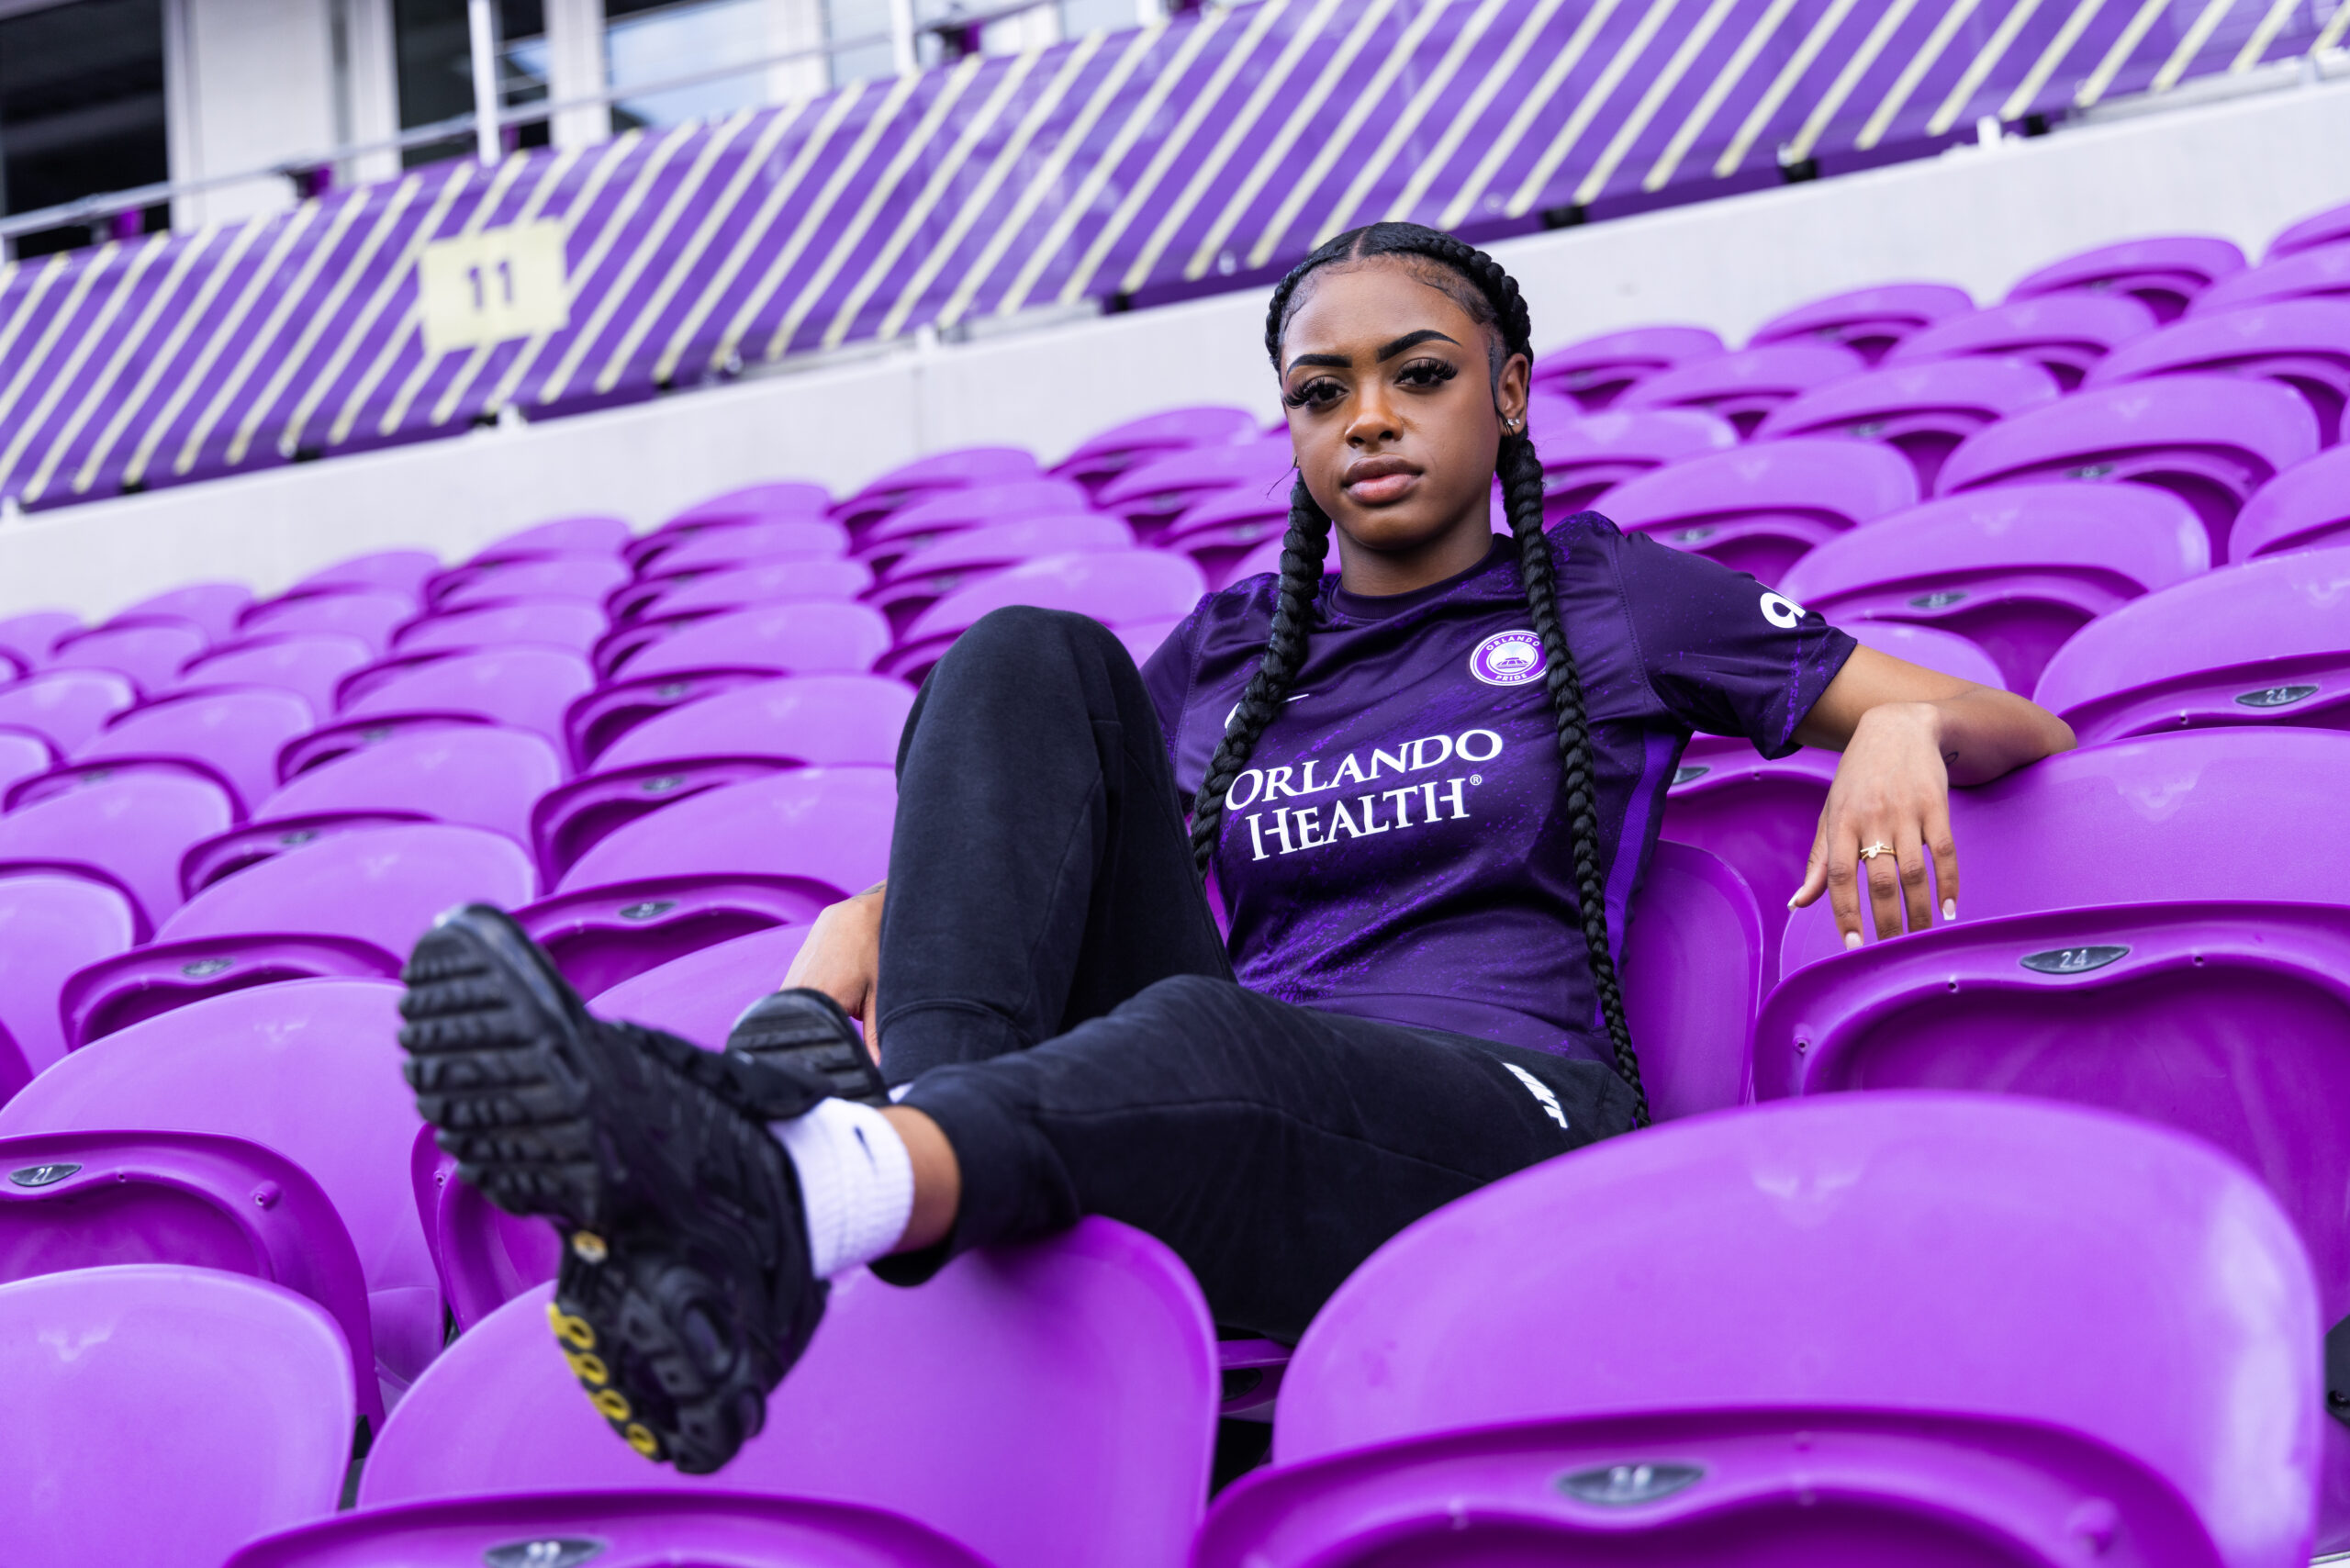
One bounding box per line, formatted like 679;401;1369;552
417;221;573;354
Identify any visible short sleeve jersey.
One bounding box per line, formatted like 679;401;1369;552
1142;512;1855;1063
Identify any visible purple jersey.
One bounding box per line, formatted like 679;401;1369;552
1144;512;1855;1062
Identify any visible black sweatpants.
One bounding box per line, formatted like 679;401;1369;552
877;607;1638;1343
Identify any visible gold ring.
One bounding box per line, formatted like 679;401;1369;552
1859;842;1893;861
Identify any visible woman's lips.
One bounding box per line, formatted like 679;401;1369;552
1343;461;1421;504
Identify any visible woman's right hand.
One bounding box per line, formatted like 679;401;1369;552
782;881;886;1043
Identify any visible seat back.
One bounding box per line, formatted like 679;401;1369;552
1754;357;2060;491
50;619;209;690
662;479;834;532
1056;404;1261;491
393;599;606;658
834;446;1040;529
1595;438;1919;585
556;766;894;897
2006;233;2247;320
623;514;846;578
606;555;871;625
1886;291;2159;387
1617;341;1865;436
604;599;891;684
1779;482;2209;693
588;923;812;1046
883;552;1208;683
360;1218;1217;1568
2231;444;2350;562
429;554;630;611
0;980;441;1395
1937;375;2320;558
0;608;84;666
172;632;376;712
1530;324;1723;409
0;1127;380;1421
410;1123;560;1334
856;477;1095;554
118;581;253;644
2087;297;2350;445
2190;241;2350;315
1095;439;1296;534
0;725;57;800
284;549;440;599
0;768;233;926
0;1265;354;1568
1618;842;1761;1120
0;666;138;751
2271;202;2350;260
1530;407;1739;517
468;513;632;563
66;684;315;814
239;588;420;654
0;872;140;1092
1747;281;1975;364
1205;1094;2316;1568
329;645;594;756
2031;546;2350;745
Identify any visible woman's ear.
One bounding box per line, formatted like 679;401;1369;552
1496;350;1532;432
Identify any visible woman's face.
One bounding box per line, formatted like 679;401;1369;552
1277;258;1529;588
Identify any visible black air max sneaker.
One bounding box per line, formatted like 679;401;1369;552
723;988;889;1105
397;903;830;1473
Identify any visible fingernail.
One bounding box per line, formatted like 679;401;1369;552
1942;899;1957;922
1785;895;1800;911
1843;931;1863;951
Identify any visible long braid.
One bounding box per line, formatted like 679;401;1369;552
1203;220;1648;1123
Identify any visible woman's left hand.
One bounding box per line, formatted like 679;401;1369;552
1790;700;1956;947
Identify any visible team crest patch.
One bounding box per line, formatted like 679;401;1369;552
1470;630;1547;687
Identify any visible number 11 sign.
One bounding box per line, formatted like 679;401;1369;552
417;220;574;355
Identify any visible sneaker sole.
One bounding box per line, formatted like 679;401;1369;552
725;988;888;1104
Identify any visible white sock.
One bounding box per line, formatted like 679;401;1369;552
769;1098;915;1278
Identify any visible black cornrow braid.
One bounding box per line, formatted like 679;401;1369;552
1195;220;1649;1125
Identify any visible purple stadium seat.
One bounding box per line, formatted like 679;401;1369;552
2233;445;2350;561
116;581;252;644
0;608;83;666
1095;438;1296;537
1219;533;1341;589
301;645;593;773
1198;1094;2319;1568
0;1129;380;1423
1753;356;2061;491
882;551;1210;685
590;599;890;695
1617;341;1866;437
834;446;1042;533
868;514;1135;633
590;922;813;1046
0;769;231;928
426;554;630;612
663;480;833;532
2031;545;2350;745
0;1266;354;1568
236;1492;986;1568
0;726;56;798
47;618;207;692
469;514;632;563
1053;404;1262;493
60;823;535;1047
284;548;441;599
533;675;913;879
1886;292;2159;388
1617;842;1761;1121
1936;374;2321;558
608;556;870;625
38;684;316;815
0;666;137;750
0;980;441;1402
1157;490;1291;586
854;479;1097;567
624;515;851;578
1660;621;2001;979
409;1123;561;1335
2087;297;2350;446
347;1219;1216;1568
238;587;419;654
1777;483;2209;692
1530;407;1740;519
0;646;25;687
184;725;563;893
2007;234;2247;321
1747;281;1975;364
0;873;140;1094
171;632;375;712
2191;241;2350;316
2272;202;2350;260
391;599;606;658
1529;324;1724;410
526;766;893;994
1595;437;1918;584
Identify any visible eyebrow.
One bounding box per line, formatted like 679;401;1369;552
1284;329;1462;375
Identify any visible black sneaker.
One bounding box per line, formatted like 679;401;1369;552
724;988;889;1105
397;903;831;1473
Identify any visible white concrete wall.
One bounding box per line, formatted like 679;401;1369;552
168;0;342;227
8;68;2348;620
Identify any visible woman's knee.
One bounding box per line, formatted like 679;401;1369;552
951;606;1130;671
